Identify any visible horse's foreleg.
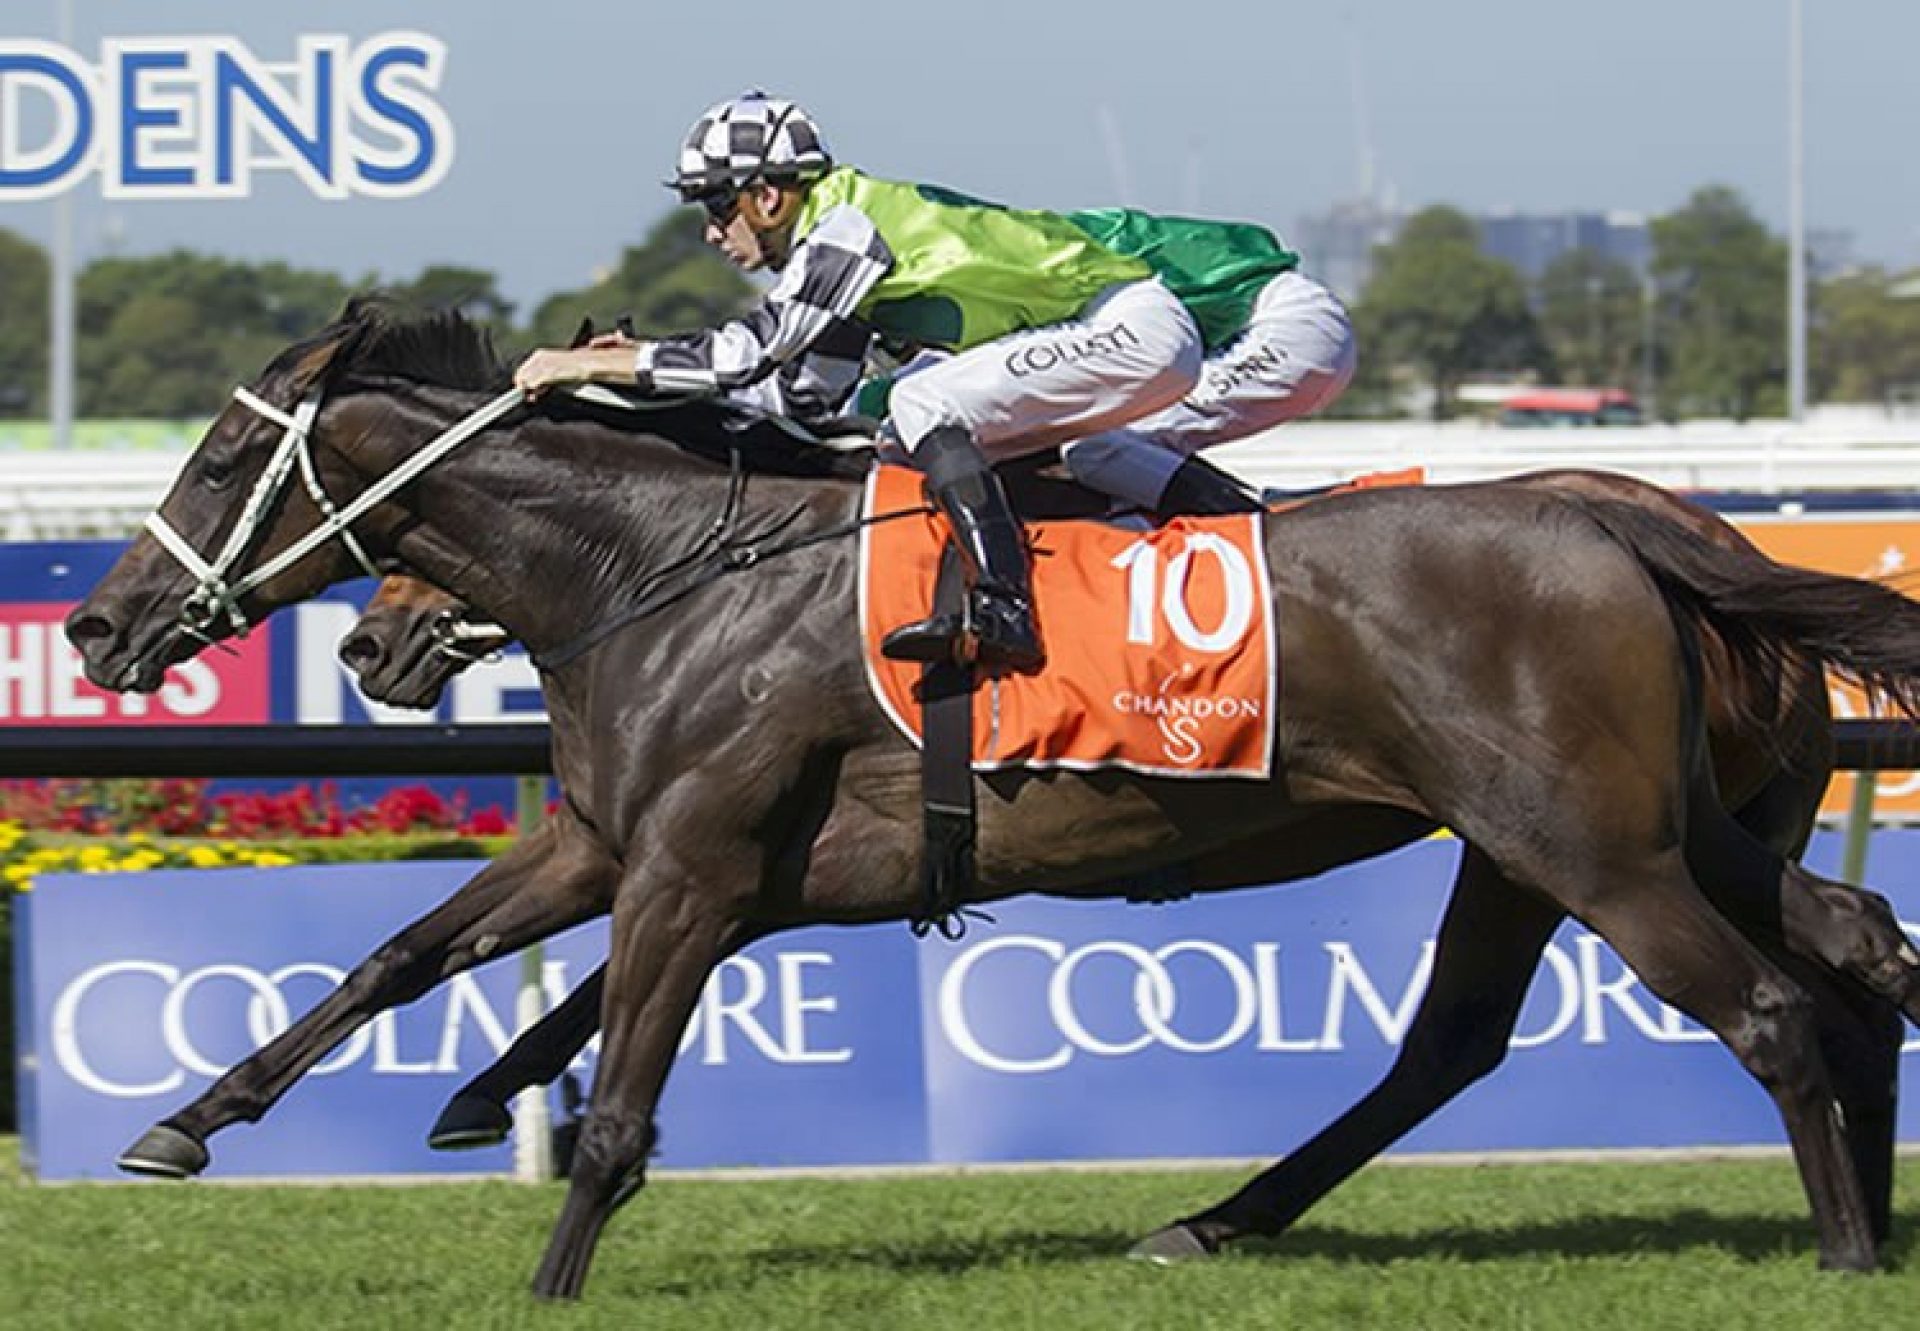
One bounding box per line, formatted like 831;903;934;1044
1135;845;1562;1260
531;875;732;1301
121;818;615;1179
429;964;608;1150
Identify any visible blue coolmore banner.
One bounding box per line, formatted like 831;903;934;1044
16;829;1920;1180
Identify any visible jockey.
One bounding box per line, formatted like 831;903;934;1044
513;89;1207;675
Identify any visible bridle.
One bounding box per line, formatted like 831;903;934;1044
143;381;523;641
141;372;908;672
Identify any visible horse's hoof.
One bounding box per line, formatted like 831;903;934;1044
427;1094;513;1151
1128;1223;1213;1265
117;1124;209;1179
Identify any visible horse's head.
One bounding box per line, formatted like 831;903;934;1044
66;296;509;693
340;574;510;710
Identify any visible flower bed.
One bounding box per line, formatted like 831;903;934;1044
1;777;515;843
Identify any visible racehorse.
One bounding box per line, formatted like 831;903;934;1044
337;472;1902;1246
64;300;1920;1298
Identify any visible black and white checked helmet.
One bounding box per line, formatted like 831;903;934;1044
669;90;833;201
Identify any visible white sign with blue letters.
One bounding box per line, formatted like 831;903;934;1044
0;32;453;201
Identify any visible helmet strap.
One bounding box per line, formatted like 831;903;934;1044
741;184;802;235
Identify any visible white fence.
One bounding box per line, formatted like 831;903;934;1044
1210;416;1920;498
8;415;1920;540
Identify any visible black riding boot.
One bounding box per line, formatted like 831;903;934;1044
882;426;1044;673
1153;454;1266;519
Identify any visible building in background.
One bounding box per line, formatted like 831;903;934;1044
1476;209;1651;283
1290;197;1405;302
1294;203;1655;300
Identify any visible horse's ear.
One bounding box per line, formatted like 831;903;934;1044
285;337;349;392
568;316;596;349
339;291;386;327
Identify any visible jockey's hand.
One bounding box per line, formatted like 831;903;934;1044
514;346;639;396
587;331;638;350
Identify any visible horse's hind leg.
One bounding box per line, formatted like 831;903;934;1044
1136;844;1562;1260
1574;844;1877;1271
1688;791;1917;1246
119;815;615;1178
1776;952;1905;1247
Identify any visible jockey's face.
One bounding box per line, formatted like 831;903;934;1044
701;182;799;273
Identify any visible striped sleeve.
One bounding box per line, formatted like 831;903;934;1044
633;203;891;400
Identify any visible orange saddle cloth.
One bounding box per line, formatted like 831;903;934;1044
859;464;1276;778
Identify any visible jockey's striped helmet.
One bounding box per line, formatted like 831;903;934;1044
669;90;833;202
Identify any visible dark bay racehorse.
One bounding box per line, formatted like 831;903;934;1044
65;302;1920;1297
339;470;1901;1246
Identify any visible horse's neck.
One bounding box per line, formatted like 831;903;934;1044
373;389;859;657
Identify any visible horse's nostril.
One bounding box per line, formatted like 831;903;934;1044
65;611;118;649
339;634;383;670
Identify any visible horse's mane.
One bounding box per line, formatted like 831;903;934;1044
291;294;870;482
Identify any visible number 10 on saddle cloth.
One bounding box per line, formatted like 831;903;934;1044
858;464;1275;778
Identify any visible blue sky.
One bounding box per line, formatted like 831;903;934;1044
3;1;1915;311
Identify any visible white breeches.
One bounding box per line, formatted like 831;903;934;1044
1058;269;1356;507
885;278;1204;462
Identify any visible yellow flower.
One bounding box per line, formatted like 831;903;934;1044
247;851;296;868
186;846;227;869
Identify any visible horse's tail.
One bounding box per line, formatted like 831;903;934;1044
1564;494;1920;721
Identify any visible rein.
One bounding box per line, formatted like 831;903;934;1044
152;373;923;668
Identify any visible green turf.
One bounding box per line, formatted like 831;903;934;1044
6;1138;1919;1330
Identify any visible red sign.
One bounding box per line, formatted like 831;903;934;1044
0;603;270;727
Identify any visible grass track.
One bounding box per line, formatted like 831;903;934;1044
8;1139;1920;1330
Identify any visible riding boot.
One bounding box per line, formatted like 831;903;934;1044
1153;454;1266;519
882;426;1045;673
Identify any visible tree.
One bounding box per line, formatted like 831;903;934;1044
0;228;49;416
525;209;753;348
1352;206;1548;419
1537;249;1645;389
388;264;515;328
1811;268;1920;408
76;252;350;417
1649;186;1786;420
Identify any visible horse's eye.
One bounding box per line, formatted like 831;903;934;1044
200;455;238;491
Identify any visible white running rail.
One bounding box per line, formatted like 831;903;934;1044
9;416;1920;540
